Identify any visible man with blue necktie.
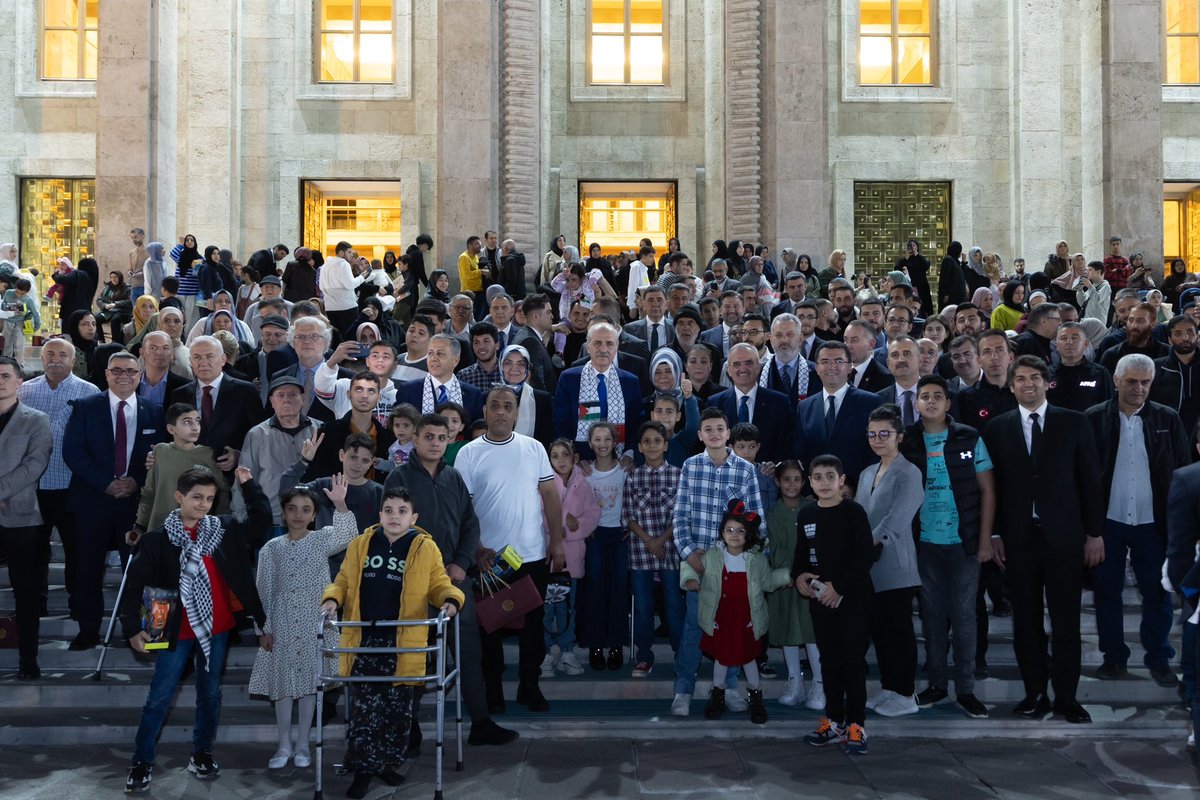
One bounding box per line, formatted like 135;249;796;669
395;334;484;423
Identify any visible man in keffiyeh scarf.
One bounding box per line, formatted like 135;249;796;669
552;322;644;461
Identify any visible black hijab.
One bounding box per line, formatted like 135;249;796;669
177;235;201;277
66;310;98;357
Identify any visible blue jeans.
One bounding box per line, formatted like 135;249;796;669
1092;520;1175;669
630;569;684;665
577;526;629;650
674;590;739;695
544;578;578;651
132;631;230;765
130;286;145;302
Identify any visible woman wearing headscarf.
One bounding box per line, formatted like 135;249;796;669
500;343;553;443
143;242;166;300
897;239;933;317
186;290;254;344
88;342;127;391
1162;258;1192;310
66;309;99;379
156;306;193;378
726;239;747;277
196;245;225;317
51;257;95;322
382;250;399;279
990;281;1026;332
937;241;967;310
964;246;989;296
283;247;319;303
540;235;566;287
122;294;159;342
354;296;401;350
706;239;733;272
970;286;994;326
427;269;452;304
203;309;253;359
643;348;700;439
95;270;133;343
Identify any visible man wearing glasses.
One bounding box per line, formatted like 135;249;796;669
62;351;166;650
793;341;883;478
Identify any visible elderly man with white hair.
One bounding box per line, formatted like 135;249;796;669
276;315;338;422
1083;353;1191;688
171;335;265;473
553;321;644;460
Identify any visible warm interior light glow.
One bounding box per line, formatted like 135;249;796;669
858;0;932;86
319;0;393;83
42;0;98;80
580;183;674;256
590;0;664;86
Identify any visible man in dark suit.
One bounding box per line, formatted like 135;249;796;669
171;336;265;473
759;312;821;405
555;322;643;460
63;350;166;650
698;290;743;358
573;310;653;396
511;293;558;393
982;355;1104;724
793;340;884;480
845;320;894;394
395;334;484;423
136;330;189;408
1166;431;1200;740
708;343;793;463
625;285;676;351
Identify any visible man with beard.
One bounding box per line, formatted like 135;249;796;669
770;271;809;320
1100;303;1168;373
1151;315;1200;433
829;282;857;340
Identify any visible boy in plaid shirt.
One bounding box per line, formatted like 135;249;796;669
624;421;685;678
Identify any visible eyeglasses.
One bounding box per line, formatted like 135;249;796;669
722;527;746;535
106;368;141;377
866;430;894;441
817;359;848;367
294;333;324;343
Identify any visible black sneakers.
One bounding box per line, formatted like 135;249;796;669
956;693;989;719
124;763;152;794
187;751;220;780
915;686;949;708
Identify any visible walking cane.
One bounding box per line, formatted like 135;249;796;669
90;541;138;681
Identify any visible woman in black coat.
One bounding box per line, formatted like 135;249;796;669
897;239;933;317
937;240;967;311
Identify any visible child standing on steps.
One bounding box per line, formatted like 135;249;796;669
543;438;600;677
765;460;824;710
682;500;791;724
578;421;629;671
249;476;358;770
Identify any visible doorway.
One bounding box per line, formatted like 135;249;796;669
852;180;951;279
578;181;677;256
301;179;402;260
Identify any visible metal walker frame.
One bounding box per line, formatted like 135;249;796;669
314;612;463;800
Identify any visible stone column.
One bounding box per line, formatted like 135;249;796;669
762;0;829;256
1101;0;1163;275
724;0;763;244
436;0;499;283
499;0;541;285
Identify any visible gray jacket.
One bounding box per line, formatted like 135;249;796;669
854;455;923;592
0;403;52;528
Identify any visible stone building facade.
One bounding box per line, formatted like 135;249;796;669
0;0;1190;290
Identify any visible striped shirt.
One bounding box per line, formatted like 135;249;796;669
17;373;100;489
672;448;765;559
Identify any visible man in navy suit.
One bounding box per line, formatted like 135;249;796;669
395;334;484;423
759;312;822;406
794;340;884;480
708;343;794;463
63;350;166;650
171;336;266;474
554;322;643;460
699;290;744;358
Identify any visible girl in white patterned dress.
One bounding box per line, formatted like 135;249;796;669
249;475;358;769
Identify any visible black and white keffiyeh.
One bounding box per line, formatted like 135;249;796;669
577;363;626;455
759;353;810;399
165;510;225;660
421;375;464;413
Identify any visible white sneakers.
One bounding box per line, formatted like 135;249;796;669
558;651;585;676
671;693;691;716
805;681;826;711
866;689;894;711
778;677;807;707
875;692;919;717
540;653;557;678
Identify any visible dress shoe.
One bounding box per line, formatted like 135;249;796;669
1149;664;1180;688
516;682;550;712
589;648;606;671
468;718;519;746
1053;699;1092;724
991;600;1012;617
17;660;40;680
606;647;623;671
1012;694;1051;719
68;632;100;651
1094;661;1128;680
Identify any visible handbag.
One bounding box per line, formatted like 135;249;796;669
474;572;542;634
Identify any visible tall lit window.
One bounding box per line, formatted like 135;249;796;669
579;182;676;255
1165;198;1185;260
859;0;932;85
42;0;98;81
589;0;665;85
1166;0;1200;84
317;0;394;83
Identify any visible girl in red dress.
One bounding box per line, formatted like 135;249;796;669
681;500;792;724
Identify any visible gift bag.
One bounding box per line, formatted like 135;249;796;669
474;572;542;634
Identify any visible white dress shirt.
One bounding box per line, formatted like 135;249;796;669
195;371;225;410
733;385;758;424
1107;407;1155;525
822;383;851;419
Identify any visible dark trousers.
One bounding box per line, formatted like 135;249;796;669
1006;525;1083;702
326;308;357;338
481;558;550;696
1;525;42;664
74;508;133;637
812;604;870;727
870;587;917;697
449;580;488;723
577;526;629;650
38;489;78;618
975;561;1006;666
1092;520;1174;669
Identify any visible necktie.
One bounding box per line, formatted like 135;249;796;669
738;395;750;424
498;330;506;350
597;372;609;418
302;367;314;408
779;362;791;388
650;323;660;352
437;383;449;406
1029;411;1042;463
902;390;915;427
201;385;214;430
114;400;128;477
825;395;836;435
849;366;858;386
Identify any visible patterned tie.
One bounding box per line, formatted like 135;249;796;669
597;372;609;418
114;400;128;477
201;385;214;430
650;323;660;352
738;395;750;424
825;395;836;435
779;362;791;388
302;367;314;408
437;383;449;406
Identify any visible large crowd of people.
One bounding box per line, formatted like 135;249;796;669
1;230;1200;795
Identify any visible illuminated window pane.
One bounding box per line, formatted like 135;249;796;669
859;37;893;84
1167;37;1200;83
896;0;930;34
320;33;355;81
44;0;77;27
43;29;79;80
360;0;393;31
85;0;97;26
629;35;663;83
898;37;931;84
322;0;354;30
83;29;98;79
859;0;891;34
630;0;663;33
1165;200;1184;259
591;35;626;84
1168;0;1199;34
358;33;393;82
579;183;676;257
592;0;624;33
